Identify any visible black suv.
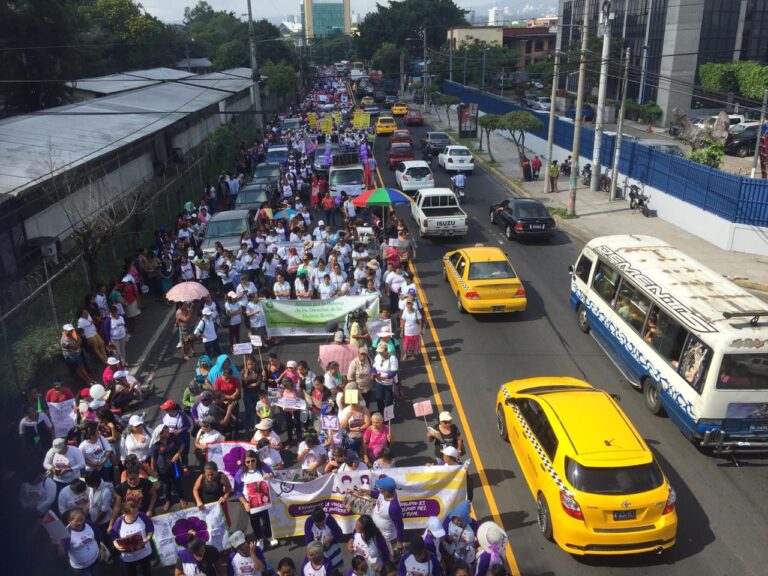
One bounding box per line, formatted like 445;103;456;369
373;90;386;103
420;131;450;154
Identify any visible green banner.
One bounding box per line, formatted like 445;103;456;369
263;296;379;336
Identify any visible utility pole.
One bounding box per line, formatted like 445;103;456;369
449;32;454;81
423;26;428;87
568;0;590;216
246;0;263;131
463;48;468;85
481;48;488;91
751;88;768;178
638;0;653;103
610;47;631;201
400;49;405;96
500;67;505;97
591;1;613;191
544;52;560;194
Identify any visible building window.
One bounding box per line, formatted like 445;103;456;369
535;39;544;51
525;41;532;53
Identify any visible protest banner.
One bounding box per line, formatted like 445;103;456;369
151;503;229;566
48;399;76;437
413;400;434;418
205;441;257;484
268;465;467;538
263;296;379;337
276;398;307;411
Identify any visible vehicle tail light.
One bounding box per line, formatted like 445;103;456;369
560;490;584;520
428;175;433;180
464;291;480;300
515;288;526;297
448;158;454;163
549;221;557;228
663;485;676;515
514;223;524;231
402;175;409;181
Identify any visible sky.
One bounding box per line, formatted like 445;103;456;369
140;0;496;24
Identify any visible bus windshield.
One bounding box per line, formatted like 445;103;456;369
330;169;364;186
718;353;768;390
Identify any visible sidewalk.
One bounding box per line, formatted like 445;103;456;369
421;107;768;294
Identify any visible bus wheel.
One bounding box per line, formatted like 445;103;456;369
643;378;665;416
576;304;590;333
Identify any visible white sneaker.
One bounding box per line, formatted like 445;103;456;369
269;538;279;547
176;342;182;349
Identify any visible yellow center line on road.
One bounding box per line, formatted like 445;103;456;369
373;166;521;575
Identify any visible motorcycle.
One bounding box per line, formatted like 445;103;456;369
452;176;466;203
581;164;592;186
629;186;651;217
599;170;612;193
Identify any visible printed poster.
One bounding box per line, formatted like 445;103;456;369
48;399;76;437
151;503;229;566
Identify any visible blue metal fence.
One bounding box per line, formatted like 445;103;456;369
442;81;768;228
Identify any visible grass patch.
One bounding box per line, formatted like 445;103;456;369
548;207;579;219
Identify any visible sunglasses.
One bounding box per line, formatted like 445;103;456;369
245;459;257;463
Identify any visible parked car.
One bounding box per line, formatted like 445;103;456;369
387;143;416;169
531;96;552;111
404;108;424;126
201;210;251;255
566;104;595;121
438;145;474;174
725;124;760;157
420;131;450;155
395;160;434;193
695;113;746;130
490;198;556;241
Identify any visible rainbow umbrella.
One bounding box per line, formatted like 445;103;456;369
352;187;411;208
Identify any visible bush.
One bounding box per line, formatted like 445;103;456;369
642;103;662;124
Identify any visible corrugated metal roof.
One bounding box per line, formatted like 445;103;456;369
0;69;253;197
67;67;196;95
176;58;213;68
179;68;254;94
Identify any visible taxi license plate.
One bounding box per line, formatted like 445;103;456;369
613;510;636;521
492;306;506;312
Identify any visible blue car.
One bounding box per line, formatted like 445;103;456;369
266;145;290;165
566;103;595;122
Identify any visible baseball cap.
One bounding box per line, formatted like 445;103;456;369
333;331;344;343
128;414;144;427
62;323;75;332
286;360;297;369
441;446;460;460
202;308;213;316
160;399;178;411
107;357;120;366
229;530;247;549
427;516;446;538
52;438;67;452
438;411;453;422
375;476;396;492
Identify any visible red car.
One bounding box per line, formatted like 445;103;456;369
390;129;413;146
403;109;424;126
388;143;416;169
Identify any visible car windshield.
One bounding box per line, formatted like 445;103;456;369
717;353;768;390
407;167;431;178
566;459;664;495
539;98;551;104
315;147;340;166
380;118;395;125
254;164;280;178
450;148;471;157
330;169;364;186
430;133;449;141
237;189;269;204
206;219;247;238
468;261;516;280
282;119;301;130
267;148;288;160
391;145;413;155
517;204;549;218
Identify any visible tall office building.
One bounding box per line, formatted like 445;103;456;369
558;0;768;124
303;0;351;40
488;6;510;26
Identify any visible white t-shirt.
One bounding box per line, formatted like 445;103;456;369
246;301;265;328
79;437;112;470
259;447;283;469
295;277;312;300
115;514;153;563
225;301;242;325
230;550;264;576
387;273;405;295
109;315;127;340
196;428;224;447
78;316;98;339
273;281;291;299
88;480;115;524
401;308;422;337
352;533;384;570
195;318;218;343
66;523;100;569
373;354;398;386
298;441;326;471
318;282;337;300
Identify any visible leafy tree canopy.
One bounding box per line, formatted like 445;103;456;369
371;42;401;75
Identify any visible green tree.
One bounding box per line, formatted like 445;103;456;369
440;95;460;129
311;34;355;65
372;42;401;75
355;0;467;60
501;111;543;162
262;61;298;106
687;138;724;169
478;113;502;161
432;40;518;87
698;62;740;94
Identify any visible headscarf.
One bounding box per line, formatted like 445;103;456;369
449;500;472;526
207;354;241;384
195;354;213;384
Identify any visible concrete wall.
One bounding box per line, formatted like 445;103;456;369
24;154;154;241
172;114;223;154
519;129;768;256
447;27;504;48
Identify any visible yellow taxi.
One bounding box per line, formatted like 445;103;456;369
391;101;408;116
360;96;374;106
496;377;678;556
375;116;397;135
442;245;527;314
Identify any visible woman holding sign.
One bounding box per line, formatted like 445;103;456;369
234;449;278;549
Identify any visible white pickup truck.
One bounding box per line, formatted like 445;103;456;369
410;188;469;238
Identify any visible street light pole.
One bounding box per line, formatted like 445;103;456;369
610;47;631;201
463;48;468;85
449;31;454;82
590;2;613;191
246;0;263;131
567;0;590;216
481;48;488;91
751;88;768;178
544;51;560;194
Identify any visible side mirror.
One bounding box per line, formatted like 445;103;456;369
610;393;621;403
504;397;518;406
568;264;574;274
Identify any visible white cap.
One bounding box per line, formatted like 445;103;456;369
427;516;446;538
188;249;196;257
121;275;135;283
128;414;144;427
89;384;106;400
114;370;128;379
107;357;120;366
441;446;460;460
227;291;238;298
202;308;213;316
438;411;453;422
318;220;325;226
62;323;75;331
229;530;247;548
286;360;297;369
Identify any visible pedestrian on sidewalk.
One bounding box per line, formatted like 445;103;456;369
531;155;542;179
521;156;533;182
548;160;559;193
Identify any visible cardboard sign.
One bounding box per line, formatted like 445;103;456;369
413;400;433;418
344;388;359;405
249;335;263;347
233;343;253;355
322;414;340;430
276;398;307;411
383;404;395;422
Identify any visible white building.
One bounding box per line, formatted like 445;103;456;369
488;6;510;26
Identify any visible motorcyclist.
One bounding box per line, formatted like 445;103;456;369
451;172;466;198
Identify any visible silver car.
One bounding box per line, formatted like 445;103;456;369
201;209;250;255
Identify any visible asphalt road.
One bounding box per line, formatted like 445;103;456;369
371;114;768;576
138;114;768;575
